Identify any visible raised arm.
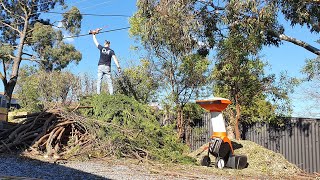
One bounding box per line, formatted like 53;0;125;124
92;34;99;47
112;55;121;73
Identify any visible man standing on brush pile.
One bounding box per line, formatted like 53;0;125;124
91;28;121;95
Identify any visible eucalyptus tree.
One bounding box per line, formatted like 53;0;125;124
131;0;319;139
192;0;320;55
130;0;210;138
212;34;299;139
133;0;320;64
0;0;82;107
199;0;316;138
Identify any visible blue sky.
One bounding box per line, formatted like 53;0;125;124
60;0;138;76
4;0;320;117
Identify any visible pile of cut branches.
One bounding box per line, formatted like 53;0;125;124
0;108;93;160
0;94;196;164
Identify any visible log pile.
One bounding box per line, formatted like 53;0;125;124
0;108;93;160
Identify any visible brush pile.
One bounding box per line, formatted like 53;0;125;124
0;94;195;163
0;108;93;160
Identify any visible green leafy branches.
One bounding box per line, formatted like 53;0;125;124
280;0;320;32
80;94;195;163
29;23;82;71
16;68;81;112
302;56;320;80
62;6;82;35
131;0;200;57
114;59;160;103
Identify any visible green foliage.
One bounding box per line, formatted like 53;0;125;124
180;54;210;88
0;0;83;107
114;59;159;103
131;0;319;140
266;72;300;117
212;35;299;125
15;66;42;112
280;0;320;33
0;43;14;60
131;1;211;140
130;0;199;57
0;43;13;71
62;6;82;35
80;94;195;164
46;42;82;71
302;57;320;80
183;103;206;123
31;23;82;71
225;0;281;49
31;23;57;48
16;68;81;112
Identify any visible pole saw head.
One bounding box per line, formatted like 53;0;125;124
89;28;102;35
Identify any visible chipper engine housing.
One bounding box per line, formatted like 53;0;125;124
196;97;248;169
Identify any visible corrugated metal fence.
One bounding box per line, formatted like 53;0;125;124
189;113;212;151
190;113;320;173
189;114;212;151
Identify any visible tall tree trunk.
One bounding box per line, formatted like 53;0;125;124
235;95;241;140
4;13;29;108
4;81;15;108
227;124;235;140
185;112;191;146
225;108;236;140
176;105;184;140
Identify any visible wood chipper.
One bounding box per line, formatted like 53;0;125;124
196;97;247;169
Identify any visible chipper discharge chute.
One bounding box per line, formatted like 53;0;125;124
196;97;248;169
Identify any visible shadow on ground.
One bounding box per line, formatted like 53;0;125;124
1;119;110;179
0;154;109;180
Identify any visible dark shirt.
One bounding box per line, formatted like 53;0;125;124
97;44;115;66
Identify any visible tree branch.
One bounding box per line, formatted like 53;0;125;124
0;1;13;14
0;1;25;20
279;33;320;56
21;57;46;63
18;0;27;15
7;54;15;59
0;20;21;34
22;52;35;57
0;60;6;82
0;72;6;84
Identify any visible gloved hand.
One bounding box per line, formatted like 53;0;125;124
117;67;122;73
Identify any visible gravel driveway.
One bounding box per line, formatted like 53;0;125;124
0;155;218;180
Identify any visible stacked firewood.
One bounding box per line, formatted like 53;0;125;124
0;108;93;160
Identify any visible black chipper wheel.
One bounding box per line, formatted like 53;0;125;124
200;155;211;167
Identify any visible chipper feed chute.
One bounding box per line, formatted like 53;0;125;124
196;97;247;169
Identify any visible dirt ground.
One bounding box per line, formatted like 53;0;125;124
0;154;318;180
1;139;319;180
